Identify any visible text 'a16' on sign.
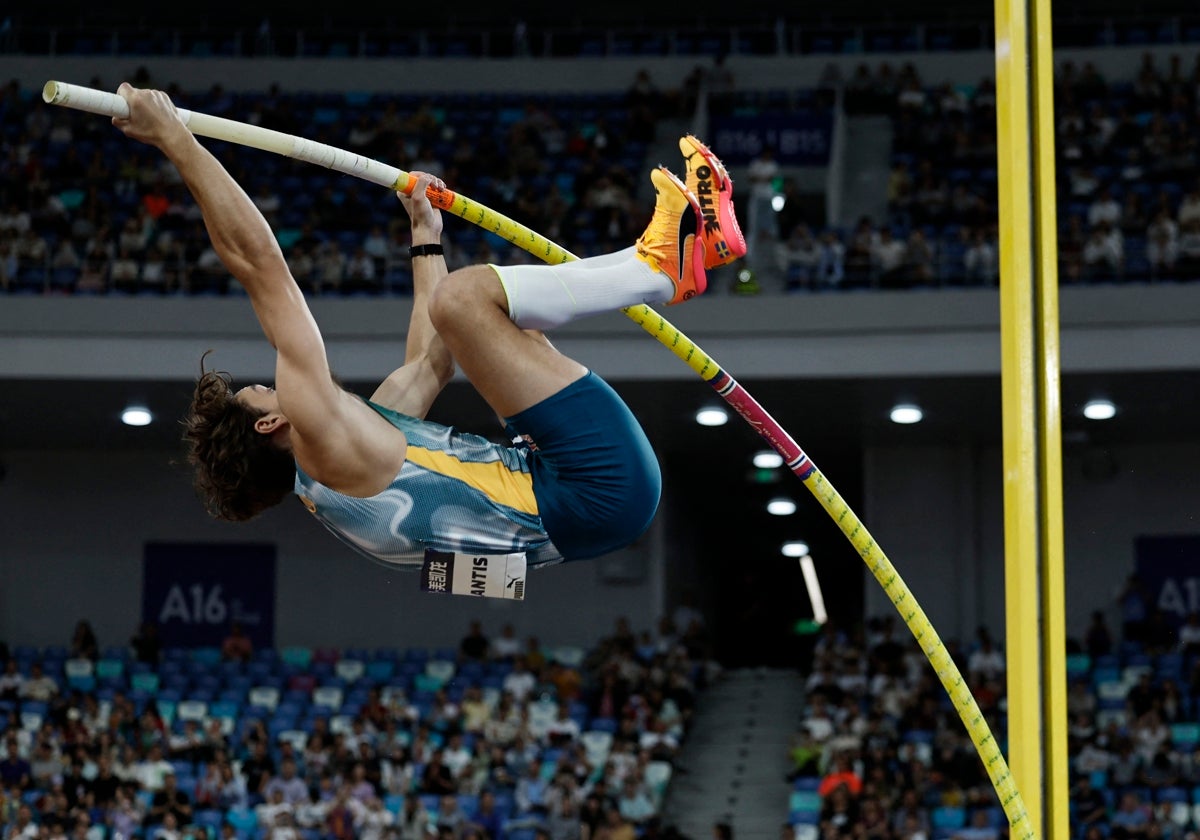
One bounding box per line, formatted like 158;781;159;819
142;542;276;648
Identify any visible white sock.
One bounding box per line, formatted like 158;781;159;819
490;246;674;330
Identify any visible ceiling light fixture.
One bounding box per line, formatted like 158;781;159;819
890;403;924;424
781;540;809;558
767;498;797;516
695;407;729;427
1083;399;1116;420
121;406;153;427
753;450;784;469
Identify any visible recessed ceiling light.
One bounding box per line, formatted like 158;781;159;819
753;450;784;469
890;404;924;424
121;406;153;427
781;540;809;558
767;498;797;516
695;407;729;427
1083;399;1116;421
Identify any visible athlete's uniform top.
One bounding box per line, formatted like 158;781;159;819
294;372;662;570
295;401;563;570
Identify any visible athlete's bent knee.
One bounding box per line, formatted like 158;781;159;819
428;266;500;332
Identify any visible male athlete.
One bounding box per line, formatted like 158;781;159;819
112;83;745;578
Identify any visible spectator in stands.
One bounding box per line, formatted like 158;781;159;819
139;244;169;293
148;770;193;827
167;719;207;766
109;245;142;292
1108;740;1141;789
745;145;781;248
776;223;820;292
1109;789;1151;840
871;228;908;289
503;657;539;703
545;794;583;840
845;218;878;284
1117;575;1151;646
819;752;864;798
3;803;36;839
614;774;656;826
1088;188;1122;229
18;663;57;703
912;169;948;226
1176;220;1200;278
435;794;466;834
459;620;490;663
1179;186;1200;228
1071;773;1109;828
256;787;294;835
1082;222;1124;279
314;240;346;294
135;744;174;794
397;794;433;840
904;229;936;286
14;228;47;280
1119;193;1148;240
220;622;252;663
239;740;275;799
962;228;998;284
593;806;635;840
263;758;307;805
0;662;23;702
515;759;550;816
821;783;861;835
889;788;930;838
50;236;81;276
1084;610;1113;658
1147;209;1180;279
967;632;1005;683
421;749;457;796
355;796;395;840
467;789;504;840
0;736;30;793
816;231;846;288
343;246;378;292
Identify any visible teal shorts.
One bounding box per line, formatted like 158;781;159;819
505;371;661;561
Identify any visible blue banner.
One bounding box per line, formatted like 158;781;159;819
142;542;276;648
708;113;835;166
1134;535;1200;626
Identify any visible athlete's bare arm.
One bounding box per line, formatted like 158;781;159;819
113;83;405;494
368;172;455;419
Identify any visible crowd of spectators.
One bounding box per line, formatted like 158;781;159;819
7;53;1200;299
764;51;1200;293
788;604;1200;840
0;613;717;840
0;67;691;296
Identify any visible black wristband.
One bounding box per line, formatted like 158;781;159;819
409;243;445;259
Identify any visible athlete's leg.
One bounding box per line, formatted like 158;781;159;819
428;168;706;419
429;270;586;418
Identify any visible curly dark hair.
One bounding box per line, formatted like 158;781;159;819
181;354;296;522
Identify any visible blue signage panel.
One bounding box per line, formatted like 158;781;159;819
708;113;835;166
142;542;276;648
1135;534;1200;626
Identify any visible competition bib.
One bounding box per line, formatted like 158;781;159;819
419;549;527;601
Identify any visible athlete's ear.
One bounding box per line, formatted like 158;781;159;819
254;413;288;436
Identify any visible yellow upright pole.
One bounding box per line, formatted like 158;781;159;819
1030;0;1070;835
995;0;1066;835
994;0;1043;828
